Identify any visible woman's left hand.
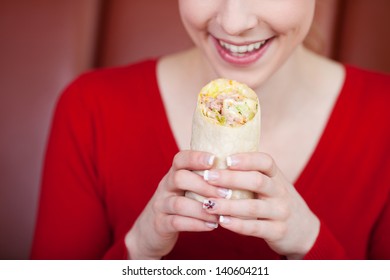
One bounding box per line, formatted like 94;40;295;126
202;152;320;259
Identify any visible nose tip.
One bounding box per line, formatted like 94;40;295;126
217;2;258;36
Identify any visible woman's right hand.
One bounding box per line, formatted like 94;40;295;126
125;150;222;259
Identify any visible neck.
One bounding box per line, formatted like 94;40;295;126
256;46;324;128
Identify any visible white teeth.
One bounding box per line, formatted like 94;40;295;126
219;40;266;54
238;45;248;53
230;44;239;53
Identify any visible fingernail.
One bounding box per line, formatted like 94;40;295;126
205;222;218;229
206;155;215;166
217;188;232;199
226;156;238;167
219;215;231;224
203;199;216;210
203;170;219;181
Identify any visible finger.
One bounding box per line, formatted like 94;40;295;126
227;152;278;177
204;169;277;197
218;215;286;241
202;198;287;220
172;150;215;171
160;195;219;223
163;215;219;233
168;169;228;198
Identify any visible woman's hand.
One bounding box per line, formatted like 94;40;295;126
125;150;224;259
202;152;320;259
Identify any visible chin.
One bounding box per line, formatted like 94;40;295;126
203;48;277;91
211;66;268;91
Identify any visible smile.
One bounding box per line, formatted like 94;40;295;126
218;39;268;57
214;37;272;65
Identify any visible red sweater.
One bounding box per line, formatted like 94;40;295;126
31;60;390;260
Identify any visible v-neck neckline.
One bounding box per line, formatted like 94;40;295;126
293;65;351;190
149;60;180;164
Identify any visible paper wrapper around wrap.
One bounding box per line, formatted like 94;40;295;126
185;80;261;202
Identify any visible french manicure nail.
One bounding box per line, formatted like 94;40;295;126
226;156;238;167
205;222;218;229
219;215;231;224
207;155;215;166
218;188;232;199
203;170;219;181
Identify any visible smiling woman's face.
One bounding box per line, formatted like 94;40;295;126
178;0;316;88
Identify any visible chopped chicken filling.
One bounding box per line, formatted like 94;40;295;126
200;90;257;127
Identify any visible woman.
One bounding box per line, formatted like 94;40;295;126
31;0;390;259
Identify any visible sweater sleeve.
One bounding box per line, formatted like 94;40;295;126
304;220;348;260
31;77;114;259
102;234;129;259
304;184;390;260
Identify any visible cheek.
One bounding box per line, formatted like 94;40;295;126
178;0;213;32
266;0;315;38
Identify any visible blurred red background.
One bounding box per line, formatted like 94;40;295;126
0;0;389;259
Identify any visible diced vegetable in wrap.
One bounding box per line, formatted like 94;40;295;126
185;79;261;202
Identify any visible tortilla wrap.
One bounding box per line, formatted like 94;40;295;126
185;78;261;202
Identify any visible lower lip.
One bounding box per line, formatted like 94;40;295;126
213;37;272;66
